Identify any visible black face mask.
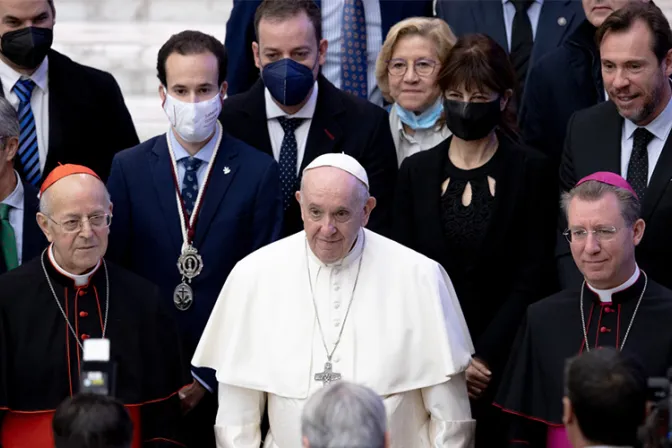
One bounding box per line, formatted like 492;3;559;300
443;98;502;141
1;27;53;70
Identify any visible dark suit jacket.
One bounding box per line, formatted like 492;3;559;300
106;131;283;389
4;50;139;183
0;180;46;275
520;19;604;167
559;101;672;290
220;75;398;236
437;0;584;75
392;133;556;372
224;0;434;96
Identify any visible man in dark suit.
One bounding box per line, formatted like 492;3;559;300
437;0;584;96
224;0;434;104
0;96;46;275
221;0;397;237
558;2;672;290
520;0;649;167
106;31;283;448
0;0;138;186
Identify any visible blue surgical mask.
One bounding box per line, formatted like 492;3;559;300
261;58;316;106
394;98;444;130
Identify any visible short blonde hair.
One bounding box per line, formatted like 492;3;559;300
375;17;457;103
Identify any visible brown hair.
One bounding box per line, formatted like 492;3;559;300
254;0;322;45
375;17;457;103
437;34;518;135
560;181;641;227
595;1;672;63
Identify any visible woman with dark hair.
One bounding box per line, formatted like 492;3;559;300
392;33;557;446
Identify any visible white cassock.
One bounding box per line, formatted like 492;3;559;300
193;228;476;448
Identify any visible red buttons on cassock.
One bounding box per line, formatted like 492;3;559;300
600;326;610;333
604;306;613;313
79;311;88;318
81;334;89;340
78;289;87;296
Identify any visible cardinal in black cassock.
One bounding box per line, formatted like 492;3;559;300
495;172;672;448
0;164;189;447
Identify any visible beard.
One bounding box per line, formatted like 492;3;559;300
619;73;666;124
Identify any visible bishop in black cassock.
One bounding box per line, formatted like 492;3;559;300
495;269;672;447
495;172;672;447
0;164;189;447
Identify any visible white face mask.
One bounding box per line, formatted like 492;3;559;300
162;90;223;143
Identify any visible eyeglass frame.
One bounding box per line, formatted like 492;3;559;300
44;213;113;234
562;226;624;244
386;58;439;77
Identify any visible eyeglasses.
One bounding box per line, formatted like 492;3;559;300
387;58;438;77
563;226;621;243
46;213;113;233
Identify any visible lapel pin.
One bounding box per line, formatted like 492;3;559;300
558;17;567;26
223;166;231;175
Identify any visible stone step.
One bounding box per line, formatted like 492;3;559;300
55;0;233;23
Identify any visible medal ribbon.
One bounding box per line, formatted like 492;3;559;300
166;120;224;250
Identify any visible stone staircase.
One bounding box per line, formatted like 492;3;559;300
52;0;232;141
51;0;672;142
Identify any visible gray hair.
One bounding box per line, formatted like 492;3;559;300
299;174;370;208
301;381;387;448
0;96;19;149
561;180;641;227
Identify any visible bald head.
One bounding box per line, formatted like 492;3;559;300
37;173;113;275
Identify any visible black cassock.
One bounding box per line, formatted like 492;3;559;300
495;272;672;447
0;251;190;447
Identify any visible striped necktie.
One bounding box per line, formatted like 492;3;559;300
0;203;19;271
14;78;41;186
341;0;368;98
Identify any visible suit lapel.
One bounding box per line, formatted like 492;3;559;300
44;51;67;172
597;105;623;175
300;77;345;173
192;134;239;247
642;136;672;221
477;1;508;53
239;81;273;156
21;180;44;261
533;1;577;60
149;136;183;254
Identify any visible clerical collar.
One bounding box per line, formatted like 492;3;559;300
306;227;365;269
586;266;641;304
48;244;101;287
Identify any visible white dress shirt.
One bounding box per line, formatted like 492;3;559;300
502;0;544;51
265;81;318;175
322;0;383;105
389;105;452;166
0;58;49;172
168;124;220;187
620;95;672;181
1;170;24;264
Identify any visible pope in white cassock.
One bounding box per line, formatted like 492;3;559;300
192;153;476;447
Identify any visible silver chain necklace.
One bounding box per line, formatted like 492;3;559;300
40;250;110;351
580;271;647;352
306;234;365;385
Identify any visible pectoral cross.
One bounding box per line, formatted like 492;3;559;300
314;361;341;386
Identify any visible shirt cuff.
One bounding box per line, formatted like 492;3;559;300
191;370;214;393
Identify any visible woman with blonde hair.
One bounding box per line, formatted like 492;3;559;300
376;17;456;166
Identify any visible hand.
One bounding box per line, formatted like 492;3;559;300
466;357;492;400
179;381;207;415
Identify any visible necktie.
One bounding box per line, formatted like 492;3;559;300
627;128;655;200
510;0;534;95
0;203;19;271
277;117;304;210
14;78;41;186
181;157;203;216
341;0;368;98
